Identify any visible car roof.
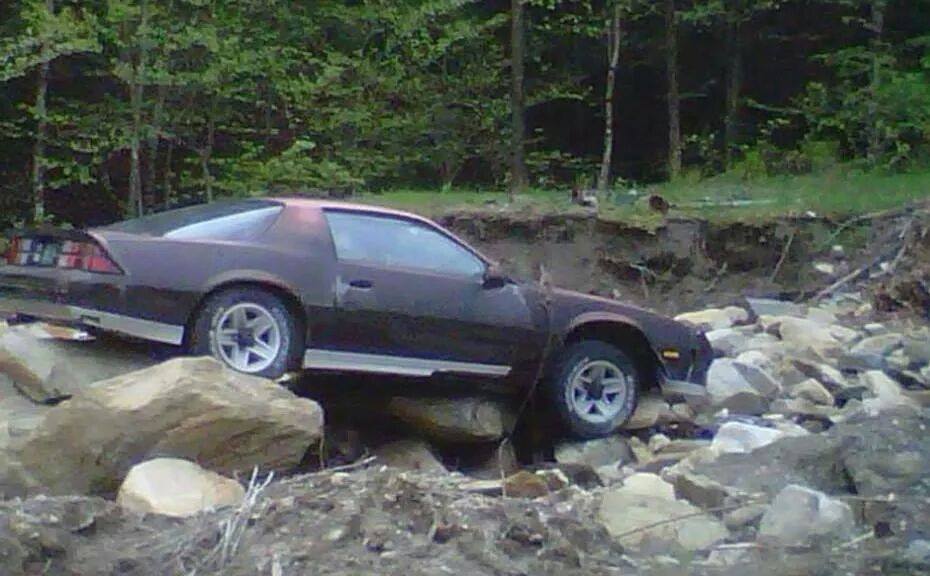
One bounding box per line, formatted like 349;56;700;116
271;197;494;265
269;197;440;225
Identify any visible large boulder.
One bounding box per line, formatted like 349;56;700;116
0;328;155;404
6;357;323;496
387;396;514;443
757;484;855;546
598;473;728;553
117;458;245;518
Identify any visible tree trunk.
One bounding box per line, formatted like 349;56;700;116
509;0;528;197
32;0;54;222
163;138;174;210
200;113;215;203
665;0;682;180
867;0;885;166
145;83;167;208
127;0;149;218
723;9;742;170
597;3;622;193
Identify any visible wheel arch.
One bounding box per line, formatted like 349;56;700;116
183;276;306;350
560;315;662;391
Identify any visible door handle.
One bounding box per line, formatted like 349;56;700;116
348;279;373;289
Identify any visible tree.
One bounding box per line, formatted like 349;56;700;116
510;0;529;196
666;0;682;179
597;1;623;192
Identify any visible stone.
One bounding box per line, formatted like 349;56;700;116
806;307;839;326
734;350;779;375
372;439;446;473
813;262;836;276
627;437;654;465
670;403;695;424
776;317;842;361
711;422;788;455
745;298;804;319
675;307;749;331
0;328;154;404
648;433;671;453
792;360;850;391
672;471;733;509
598;473;728;552
739;334;783;355
790;379;835;406
861;370;915;414
117;458;245;518
903;334;930;366
732;360;781;398
503;471;551;499
724;504;767;530
770;397;838;420
706;328;745;357
707;359;761;404
554;436;633;469
8;357;323;496
623;395;672;430
851;333;904;358
387;396;513;443
863;323;888;336
828;324;860;344
757;484;855;546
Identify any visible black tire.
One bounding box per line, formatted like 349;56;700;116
545;340;639;439
189;287;302;379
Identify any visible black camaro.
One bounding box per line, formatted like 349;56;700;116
0;198;711;438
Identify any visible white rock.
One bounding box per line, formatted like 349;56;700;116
863;323;888;336
711;422;786;455
554;436;633;468
758;484;855;546
850;333;904;358
732;360;782;398
777;317;842;360
813;262;836;276
745;298;804;318
598;473;728;552
675;307;749;331
117;458;245;518
707;360;758;403
706;328;746;357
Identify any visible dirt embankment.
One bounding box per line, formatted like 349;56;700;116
439;209;930;316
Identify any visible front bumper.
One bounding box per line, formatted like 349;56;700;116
0;295;184;345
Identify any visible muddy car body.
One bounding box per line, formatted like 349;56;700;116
0;198;711;437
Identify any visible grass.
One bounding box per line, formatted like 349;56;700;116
358;166;930;228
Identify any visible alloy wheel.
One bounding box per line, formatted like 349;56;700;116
567;359;630;424
214;303;282;373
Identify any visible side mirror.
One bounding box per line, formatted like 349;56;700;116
482;265;510;290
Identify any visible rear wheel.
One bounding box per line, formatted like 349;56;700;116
190;287;301;379
546;340;639;439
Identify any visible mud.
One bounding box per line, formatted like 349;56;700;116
440;210;924;316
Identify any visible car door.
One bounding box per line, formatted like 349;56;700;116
310;209;538;378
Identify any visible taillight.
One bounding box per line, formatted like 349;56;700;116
4;237;19;264
56;241;122;274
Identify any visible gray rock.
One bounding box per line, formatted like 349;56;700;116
757;484;855;546
903;539;930;564
554;435;633;468
790;378;835;406
387;396;514;443
598;473;729;552
776;317;842;361
0;328;154;404
851;333;904;357
707;359;767;412
706;328;745;357
672;471;734;509
733;360;782;398
792;359;850;391
373;439;447;473
861;370;916;414
745;298;804;319
903;333;930;366
863;323;888;336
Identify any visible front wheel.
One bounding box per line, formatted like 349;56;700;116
190;287;302;379
546;340;639;439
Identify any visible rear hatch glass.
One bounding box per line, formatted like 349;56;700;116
100;199;283;241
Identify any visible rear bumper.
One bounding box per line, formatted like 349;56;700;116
0;295;184;345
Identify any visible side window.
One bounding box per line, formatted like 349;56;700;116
325;211;485;277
